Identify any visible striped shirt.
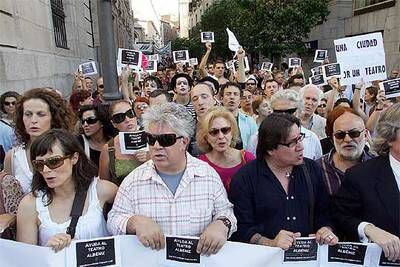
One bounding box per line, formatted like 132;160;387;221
107;153;237;237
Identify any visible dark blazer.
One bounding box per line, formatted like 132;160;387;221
331;155;400;241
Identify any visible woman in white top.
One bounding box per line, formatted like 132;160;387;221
1;88;76;234
17;129;117;252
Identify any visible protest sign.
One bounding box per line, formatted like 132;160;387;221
75;238;117;267
189;58;198;66
322;63;341;80
334;32;386;85
166;237;200;264
311;66;323;76
173;50;189;63
379;78;400;98
226;28;241;52
289;58;302;68
148;54;159;62
314;50;328;63
146;60;157;74
233;57;250;72
261;62;273;72
328;243;367;265
283;238;318;262
201;32;215;43
118;48;142;70
309;74;327;86
78;61;97;76
379;251;400;266
119;131;148;154
226;60;235;71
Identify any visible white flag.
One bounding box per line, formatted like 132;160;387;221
226;28;241;52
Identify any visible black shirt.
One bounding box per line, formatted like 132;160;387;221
229;158;333;242
77;135;101;169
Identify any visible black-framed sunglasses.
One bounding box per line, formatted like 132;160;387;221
318;104;327;108
333;129;365;140
4;101;16;106
278;133;305;148
246;83;256;86
273;108;298;115
32;155;71;172
112;109;135;124
208;127;232;137
146;133;183;147
81;116;98;125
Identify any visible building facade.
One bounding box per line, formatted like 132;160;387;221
161;15;179;46
179;0;192;38
188;0;215;30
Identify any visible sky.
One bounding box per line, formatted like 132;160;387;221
131;0;179;29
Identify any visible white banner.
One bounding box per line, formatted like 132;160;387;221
334;32;387;85
0;236;395;267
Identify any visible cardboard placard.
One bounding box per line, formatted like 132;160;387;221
261;62;273;72
78;61;97;76
226;60;235;70
118;48;142;70
146;60;157;73
379;251;400;266
233;57;250;72
76;238;116;267
189;58;198;66
201;32;215;43
283;238;318;262
379;78;400;98
119;131;148;154
328;243;367;265
166;237;200;264
309;74;327;86
173;50;189;63
323;63;341;79
148;54;159;61
314;50;328;63
289;58;302;68
311;66;323;76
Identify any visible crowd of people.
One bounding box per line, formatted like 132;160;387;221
0;42;400;262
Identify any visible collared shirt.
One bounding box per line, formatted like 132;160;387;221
301;126;323;160
307;114;327;140
317;148;375;195
107;153;237;237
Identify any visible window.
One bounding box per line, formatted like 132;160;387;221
353;0;395;15
51;0;68;49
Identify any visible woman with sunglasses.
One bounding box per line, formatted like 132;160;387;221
0;91;20;153
1;88;75;234
78;105;114;169
315;98;328;118
196;107;255;192
17;129;117;252
99;100;148;185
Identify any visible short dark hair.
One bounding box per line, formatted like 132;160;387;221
219;82;243;98
143;76;162;89
31;129;97;205
149;89;172;102
79;104;115;139
0;91;20;113
256;113;300;158
213;59;225;67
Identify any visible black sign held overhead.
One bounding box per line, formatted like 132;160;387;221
309;74;326;86
289;58;302;68
120;49;140;66
166;237;200;264
173;50;189;63
76;238;116;267
323;63;341;79
314;50;328;63
201;32;215;43
80;62;97;75
283;238;318;262
379;251;400;266
379;78;400;99
261;62;273;72
119;131;148;154
328;243;367;265
311;66;323;76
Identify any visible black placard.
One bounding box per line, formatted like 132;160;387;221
81;62;95;75
146;60;156;73
323;63;341;78
76;238;116;267
314;50;327;62
311;66;322;76
121;49;140;66
201;32;214;43
122;131;147;152
289;58;301;68
379;251;400;266
166;237;200;264
309;74;326;86
328;243;367;265
261;62;273;71
380;78;400;98
283;238;318;262
173;50;189;63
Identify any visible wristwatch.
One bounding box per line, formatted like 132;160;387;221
217;217;232;237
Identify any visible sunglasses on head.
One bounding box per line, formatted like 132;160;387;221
273;108;297;115
81;116;98;125
208;126;232;137
112;109;135;124
4;101;16;106
333;129;365;140
32;155;71;172
146;133;183;147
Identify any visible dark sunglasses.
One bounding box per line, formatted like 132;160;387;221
98;84;104;89
32;155;71;172
112;109;135;124
81;116;98;125
246;83;256;86
273;108;297;115
318;104;327;108
4;101;16;106
278;133;305;148
146;133;183;147
208;127;232;137
333;129;365;140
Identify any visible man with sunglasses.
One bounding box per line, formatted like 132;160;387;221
108;103;236;255
317;107;374;195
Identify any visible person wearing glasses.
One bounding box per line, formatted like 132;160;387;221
0;91;20;153
332;103;400;261
245;76;258;95
99;100;148;185
78;105;114;168
196;107;255;192
133;97;150;130
240;89;254;116
17;129;117;252
229;113;337;250
108;103;236;255
315;98;328;118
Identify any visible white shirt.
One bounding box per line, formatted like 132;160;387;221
357;153;400;242
301;126;323;160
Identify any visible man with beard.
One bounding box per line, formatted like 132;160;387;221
300;85;326;139
316;107;374;195
171;73;195;117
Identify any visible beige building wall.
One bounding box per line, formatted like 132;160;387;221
189;0;215;29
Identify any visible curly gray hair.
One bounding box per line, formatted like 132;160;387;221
142;102;195;138
270;89;303;111
372;103;400;156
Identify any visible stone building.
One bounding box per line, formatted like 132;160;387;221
0;0;135;96
188;0;215;30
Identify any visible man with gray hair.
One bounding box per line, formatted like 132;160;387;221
108;102;236;256
299;84;327;139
